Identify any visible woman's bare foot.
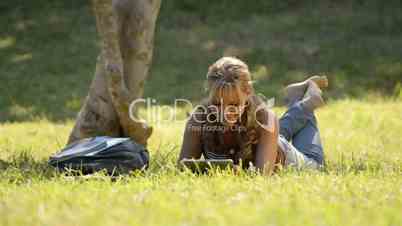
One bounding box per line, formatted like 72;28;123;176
308;75;328;89
284;75;328;105
301;80;325;111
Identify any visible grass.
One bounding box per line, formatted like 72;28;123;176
1;99;402;226
1;1;402;225
1;1;402;121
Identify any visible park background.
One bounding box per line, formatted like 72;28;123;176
1;0;402;121
0;1;401;226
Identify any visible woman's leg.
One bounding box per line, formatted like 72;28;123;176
279;101;313;141
278;80;326;168
279;80;323;135
291;113;324;165
284;75;328;107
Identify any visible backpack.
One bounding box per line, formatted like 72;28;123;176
49;136;149;175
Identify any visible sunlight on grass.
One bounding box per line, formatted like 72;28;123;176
11;53;32;63
0;36;15;49
1;1;402;224
0;99;401;226
7;104;35;120
251;65;271;81
1;99;401;166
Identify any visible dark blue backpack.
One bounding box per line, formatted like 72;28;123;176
49;136;149;175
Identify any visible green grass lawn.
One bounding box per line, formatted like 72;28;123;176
1;1;402;122
1;99;401;226
1;1;402;225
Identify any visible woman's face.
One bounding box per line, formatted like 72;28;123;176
206;57;252;126
211;98;248;126
223;102;247;126
208;78;251;126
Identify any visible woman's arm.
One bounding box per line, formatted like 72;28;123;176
177;119;203;164
254;109;279;176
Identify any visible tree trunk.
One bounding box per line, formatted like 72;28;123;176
67;0;161;146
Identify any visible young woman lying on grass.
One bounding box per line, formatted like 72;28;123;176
178;57;328;175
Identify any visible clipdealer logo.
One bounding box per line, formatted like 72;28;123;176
128;94;276;132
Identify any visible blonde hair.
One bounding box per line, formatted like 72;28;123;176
206;57;254;106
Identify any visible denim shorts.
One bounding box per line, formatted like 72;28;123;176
278;135;321;170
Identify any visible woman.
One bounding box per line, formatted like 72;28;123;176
178;57;328;175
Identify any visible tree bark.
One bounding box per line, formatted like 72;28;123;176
67;0;161;146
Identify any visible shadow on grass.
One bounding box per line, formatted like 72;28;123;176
0;1;97;122
0;152;56;183
1;0;402;122
1;150;400;185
